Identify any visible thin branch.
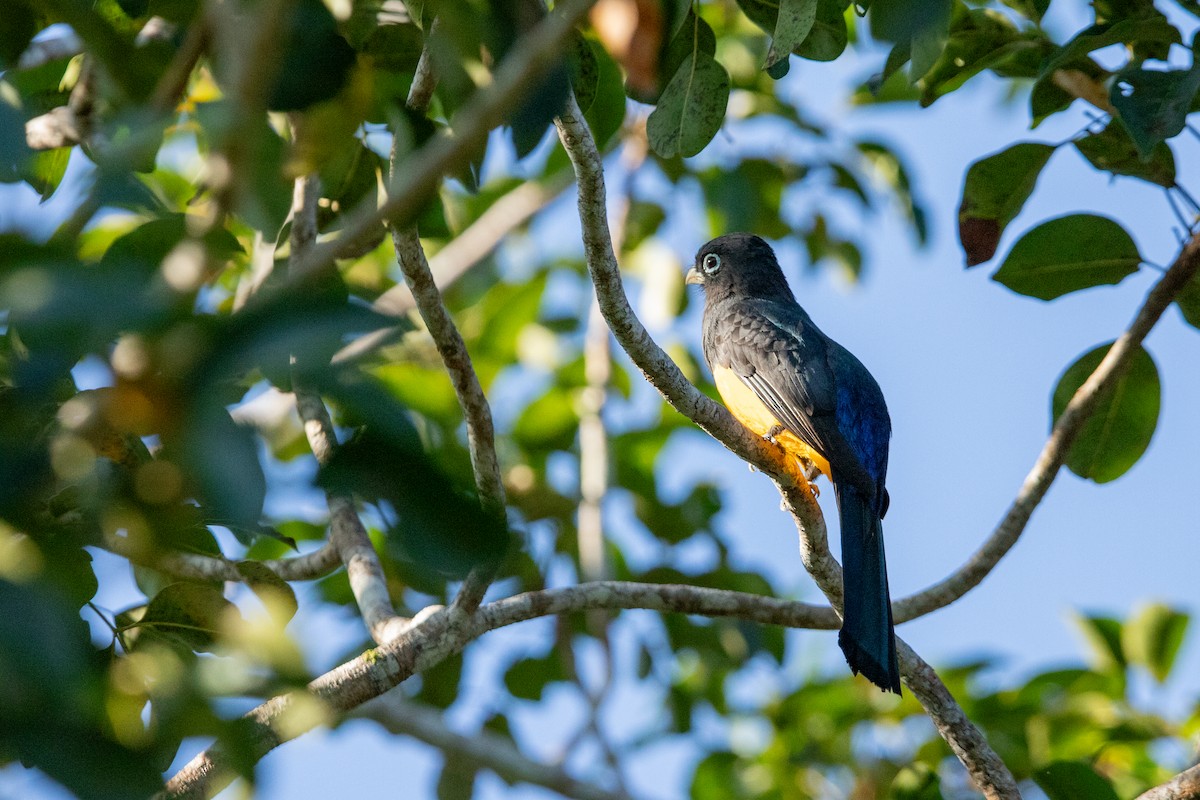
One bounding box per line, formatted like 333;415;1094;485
160;582;834;799
100;534;341;583
282;0;597;291
356;695;632;800
289;172;409;645
332;171;573;364
388;31;506;615
1137;764;1200;800
552;96;1020;799
893;233;1200;622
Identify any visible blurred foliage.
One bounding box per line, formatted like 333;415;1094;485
0;0;1198;798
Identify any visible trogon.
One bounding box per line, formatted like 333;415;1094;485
686;233;900;694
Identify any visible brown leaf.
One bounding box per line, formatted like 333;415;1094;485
958;215;1001;267
590;0;663;96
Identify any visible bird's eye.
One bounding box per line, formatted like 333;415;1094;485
702;253;721;274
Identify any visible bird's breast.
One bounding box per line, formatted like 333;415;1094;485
713;365;831;479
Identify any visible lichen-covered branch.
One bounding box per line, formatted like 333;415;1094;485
289;173;409;645
893;233;1200;623
387;32;506;615
159;582;837;798
1137;764;1200;800
552;96;1020;798
333;172;573;364
357;695;632;800
101;534;341;583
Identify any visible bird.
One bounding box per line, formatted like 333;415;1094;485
686;232;901;694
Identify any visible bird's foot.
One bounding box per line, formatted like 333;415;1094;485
797;458;821;498
762;424;785;446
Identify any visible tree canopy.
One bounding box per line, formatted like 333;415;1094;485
1;0;1200;799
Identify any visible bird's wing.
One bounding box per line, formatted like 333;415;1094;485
719;300;880;495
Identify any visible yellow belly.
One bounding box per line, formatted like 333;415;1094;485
713;365;831;479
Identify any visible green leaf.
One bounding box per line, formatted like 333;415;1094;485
1074;120;1176;187
647;53;730;159
235;560;299;623
765;0;818;78
890;763;943;800
504;650;565;702
135;582;238;652
1175;273;1200;330
1122;603;1189;682
1001;0;1050;23
1110;63;1200;157
582;36;626;150
691;751;740;800
1034;761;1120;800
1071;612;1127;672
23;147;71;200
958;142;1056;266
1044;18;1181;75
0;2;38;69
0;87;32;183
512;387;579;451
177;402;267;532
796;0;849;62
993;214;1141;299
266;0;357;111
567;31;599;114
436;753;478;800
870;0;952;46
1052;342;1160;483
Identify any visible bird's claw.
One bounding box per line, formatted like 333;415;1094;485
762;424;785;446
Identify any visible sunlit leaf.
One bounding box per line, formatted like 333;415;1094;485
1122;602;1189;682
1074;120;1176;187
1034;761;1120;800
1110;62;1200;157
764;0;817;78
135;582;239;652
958;142;1056;266
993;214;1140;299
1052;342;1159;483
647;53;730;158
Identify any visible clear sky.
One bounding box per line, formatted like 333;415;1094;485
3;4;1200;799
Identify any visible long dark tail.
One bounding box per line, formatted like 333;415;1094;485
835;483;901;694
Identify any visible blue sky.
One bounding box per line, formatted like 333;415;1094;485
4;3;1200;799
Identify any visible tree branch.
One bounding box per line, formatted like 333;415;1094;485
356;695;632;800
1137;764;1200;800
289;172;409;645
159;582;836;798
551;96;1020;798
332;171;573;364
893;233;1200;622
100;535;341;583
387;31;507;615
283;0;597;291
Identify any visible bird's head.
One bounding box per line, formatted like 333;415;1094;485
685;233;794;302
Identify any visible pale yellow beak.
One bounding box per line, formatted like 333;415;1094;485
685;267;704;285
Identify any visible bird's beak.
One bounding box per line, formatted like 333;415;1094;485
685;267;704;286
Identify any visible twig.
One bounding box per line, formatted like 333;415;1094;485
1137;764;1200;800
892;233;1200;623
159;581;835;799
101;535;341;583
332;171;573;363
552;95;1020;798
289;172;409;645
282;0;597;291
388;31;506;615
356;695;632;800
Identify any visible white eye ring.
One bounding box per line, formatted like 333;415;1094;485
702;253;721;274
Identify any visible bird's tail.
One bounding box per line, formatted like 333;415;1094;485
835;483;901;694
